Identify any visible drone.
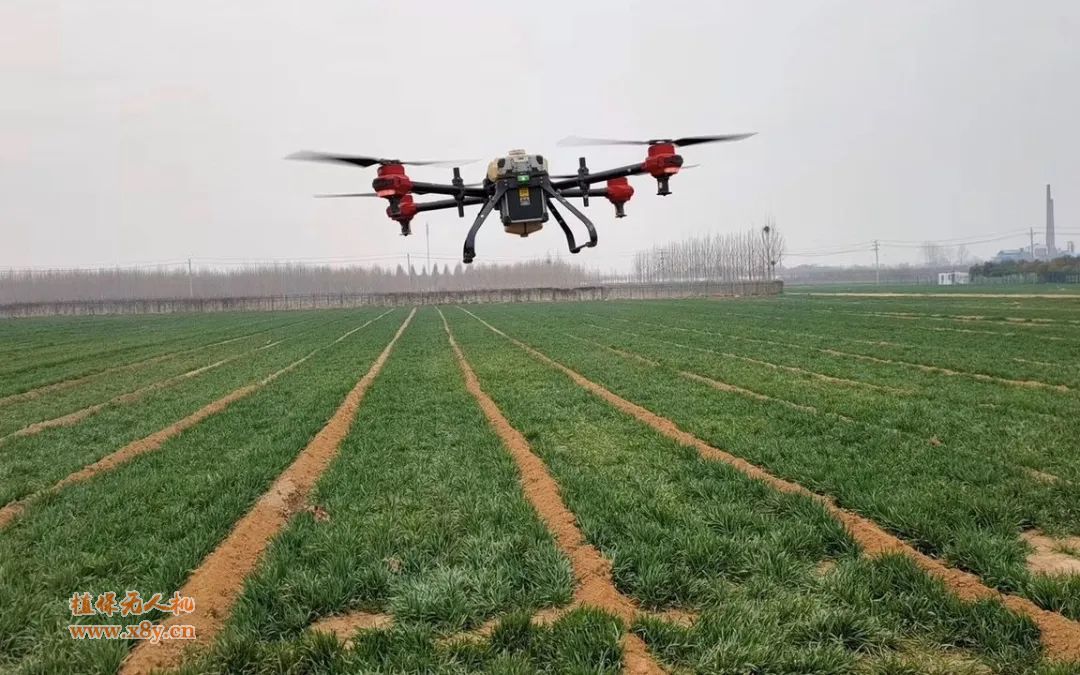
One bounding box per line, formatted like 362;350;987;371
288;133;755;263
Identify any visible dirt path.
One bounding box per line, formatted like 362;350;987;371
588;320;904;394
0;329;280;408
569;336;919;438
680;371;836;417
460;307;1080;663
815;307;1078;330
440;309;663;674
0;312;393;531
617;316;1072;394
817;347;1072;393
790;292;1080;299
120;309;414;675
0;341;282;443
564;333;660;367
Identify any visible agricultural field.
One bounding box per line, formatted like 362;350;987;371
1;291;1080;674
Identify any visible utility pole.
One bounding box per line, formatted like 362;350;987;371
187;257;193;299
1030;227;1035;260
425;222;431;291
407;253;413;291
873;240;880;285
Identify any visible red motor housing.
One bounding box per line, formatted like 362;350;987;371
642;144;683;196
387;193;417;235
605;177;634;218
371;163;413;198
642;144;683;177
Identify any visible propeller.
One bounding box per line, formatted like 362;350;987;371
287;151;475;168
557;134;756;148
550;164;701;179
314;192;379;198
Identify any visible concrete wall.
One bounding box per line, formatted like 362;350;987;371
0;281;782;318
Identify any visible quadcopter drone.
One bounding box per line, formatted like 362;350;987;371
288;133;755;264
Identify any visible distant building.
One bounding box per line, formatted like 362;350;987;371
938;271;970;285
1047;185;1056;257
993;185;1061;262
993;248;1029;262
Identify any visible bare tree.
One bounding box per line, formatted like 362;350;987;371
630;224;786;284
921;242;954;267
955;244;970;266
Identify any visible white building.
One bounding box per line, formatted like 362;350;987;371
938;271;970;285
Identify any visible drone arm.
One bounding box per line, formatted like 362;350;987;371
410;181;488;199
413;196;488;213
548;162;648;190
559;188;609;200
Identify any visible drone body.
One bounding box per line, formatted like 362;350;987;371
289;133;754;263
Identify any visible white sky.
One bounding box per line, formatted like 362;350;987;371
1;0;1077;272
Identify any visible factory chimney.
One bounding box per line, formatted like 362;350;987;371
1046;184;1056;257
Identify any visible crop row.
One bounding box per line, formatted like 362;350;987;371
3;301;1078;672
464;302;1080;622
0;312;322;398
0;309;404;672
181;308;1064;672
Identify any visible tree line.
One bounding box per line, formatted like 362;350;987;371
1;225;786;304
631;222;784;283
0;259;604;304
970;256;1080;281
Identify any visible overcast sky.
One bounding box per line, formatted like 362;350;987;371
2;0;1077;272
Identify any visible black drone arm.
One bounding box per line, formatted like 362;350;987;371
410;181;488;199
560;188;609;199
413;196;488;213
548;162;648;191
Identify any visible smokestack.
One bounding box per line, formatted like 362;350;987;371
1046;184;1056;256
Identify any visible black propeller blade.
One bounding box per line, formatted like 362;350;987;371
313;192;379;198
550;163;700;179
287;151;474;168
557;134;755;148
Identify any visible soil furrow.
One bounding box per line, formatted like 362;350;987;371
120;309;415;675
461;307;1080;662
572;336;916;436
616;316;1072;393
679;370;833;417
791;292;1080;300
0;341;282;443
0;313;393;531
817;347;1072;392
0;327;282;407
441;309;662;675
564;333;660;367
587;320;904;394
